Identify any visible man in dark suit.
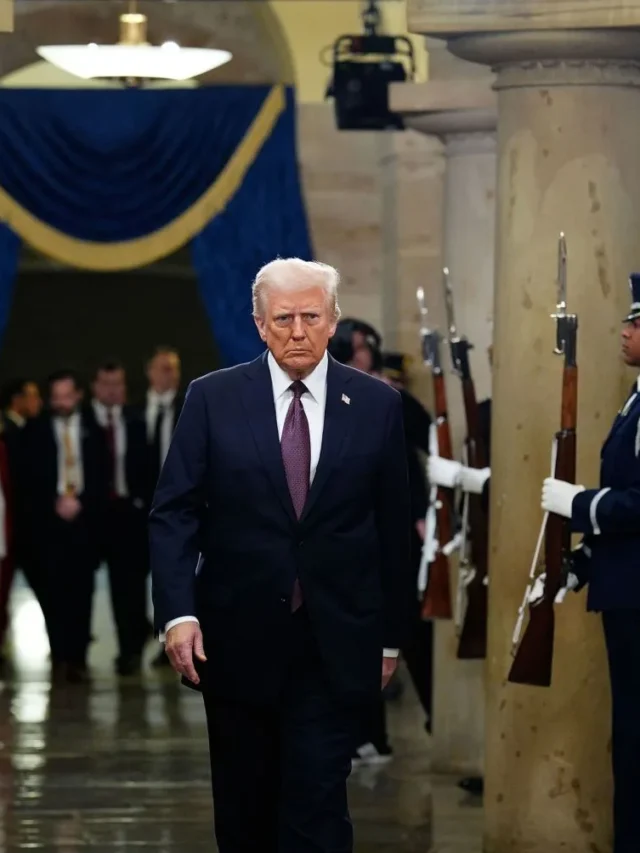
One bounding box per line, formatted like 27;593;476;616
17;369;109;683
0;377;43;621
89;361;150;676
143;346;184;495
0;377;42;436
150;258;412;853
142;346;184;669
538;277;640;853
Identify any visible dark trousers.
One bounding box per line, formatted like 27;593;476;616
403;599;434;725
0;555;14;648
203;611;361;853
103;499;149;661
602;610;640;853
41;517;100;666
358;603;433;751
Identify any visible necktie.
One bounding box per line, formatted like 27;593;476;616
151;404;165;484
105;409;117;499
281;380;310;612
62;420;76;496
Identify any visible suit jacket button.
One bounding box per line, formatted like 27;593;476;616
280;597;287;603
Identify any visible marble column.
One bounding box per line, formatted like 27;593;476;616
405;17;640;848
391;79;497;775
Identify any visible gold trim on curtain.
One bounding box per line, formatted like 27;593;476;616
0;84;286;271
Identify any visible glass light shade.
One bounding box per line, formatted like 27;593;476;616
35;42;232;82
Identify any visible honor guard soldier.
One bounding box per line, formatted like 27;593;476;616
539;273;640;853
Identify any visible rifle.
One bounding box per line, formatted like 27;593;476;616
416;284;454;620
508;233;577;687
443;268;489;659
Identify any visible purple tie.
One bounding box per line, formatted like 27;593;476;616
281;380;310;611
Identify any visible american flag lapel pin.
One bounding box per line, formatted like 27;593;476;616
341;393;350;405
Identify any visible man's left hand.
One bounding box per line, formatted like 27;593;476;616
381;656;398;689
541;477;585;519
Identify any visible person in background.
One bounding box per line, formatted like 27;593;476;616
143;346;184;494
329;320;434;765
0;378;42;638
140;346;184;669
427;343;493;797
536;281;640;853
0;378;42;435
0;431;13;673
17;370;109;684
89;361;150;677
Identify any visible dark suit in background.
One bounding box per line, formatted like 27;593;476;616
150;353;412;853
398;387;435;726
142;391;184;502
87;403;150;672
17;411;109;670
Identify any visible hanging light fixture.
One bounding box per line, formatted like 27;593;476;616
36;1;232;84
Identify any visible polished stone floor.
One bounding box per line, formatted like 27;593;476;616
0;571;482;852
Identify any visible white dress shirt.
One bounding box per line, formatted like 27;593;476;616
146;389;177;467
53;412;84;496
163;352;398;658
92;400;128;498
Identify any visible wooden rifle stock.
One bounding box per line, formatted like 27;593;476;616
421;373;453;620
507;232;576;686
508;365;577;686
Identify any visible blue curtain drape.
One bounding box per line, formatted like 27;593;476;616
0;223;20;348
192;88;312;365
0;85;312;364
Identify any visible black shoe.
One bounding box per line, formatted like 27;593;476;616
151;648;171;669
458;776;483;796
116;654;142;677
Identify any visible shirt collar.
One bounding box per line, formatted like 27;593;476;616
92;400;122;422
54;410;80;426
5;410;24;428
148;389;176;407
267;351;328;403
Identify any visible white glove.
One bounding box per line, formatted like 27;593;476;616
541;477;585;519
460;466;491;495
427;456;462;488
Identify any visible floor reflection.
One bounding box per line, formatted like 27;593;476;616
0;571;482;852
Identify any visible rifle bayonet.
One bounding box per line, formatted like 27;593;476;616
442;266;473;379
550;232;577;367
417;286;443;373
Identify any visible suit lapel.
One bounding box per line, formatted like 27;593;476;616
241;354;296;522
301;358;353;522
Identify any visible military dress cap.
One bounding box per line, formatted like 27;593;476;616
625;273;640;322
382;352;411;380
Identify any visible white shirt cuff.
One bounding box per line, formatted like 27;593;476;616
383;648;399;658
159;615;199;642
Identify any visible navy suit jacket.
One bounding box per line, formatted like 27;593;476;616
149;352;412;705
571;381;640;611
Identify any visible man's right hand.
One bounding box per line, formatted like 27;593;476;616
165;622;207;685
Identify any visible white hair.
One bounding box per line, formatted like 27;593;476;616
252;257;342;320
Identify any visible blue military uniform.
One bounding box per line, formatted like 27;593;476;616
571;376;640;610
568;273;640;853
